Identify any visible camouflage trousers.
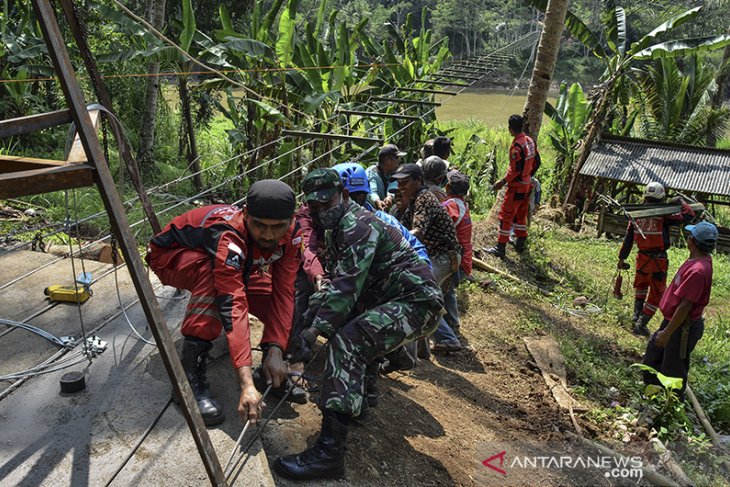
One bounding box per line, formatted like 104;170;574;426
318;300;440;416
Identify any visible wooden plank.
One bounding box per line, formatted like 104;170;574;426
282;129;382;144
0;154;68;173
65;109;100;163
336;109;420;121
600;212;730;253
523;336;584;412
30;1;227;485
370;96;442;106
397;87;459;96
0;164;94;198
0;109;72;139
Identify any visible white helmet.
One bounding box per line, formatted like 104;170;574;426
644;182;666;201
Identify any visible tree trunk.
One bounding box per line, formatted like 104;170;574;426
179;76;202;191
564;76;617;208
138;0;167;168
522;0;569;140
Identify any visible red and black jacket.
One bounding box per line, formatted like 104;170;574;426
149;205;300;367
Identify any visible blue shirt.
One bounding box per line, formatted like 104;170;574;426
365;165;388;204
362;202;431;268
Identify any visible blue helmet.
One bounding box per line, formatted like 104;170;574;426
332;162;370;194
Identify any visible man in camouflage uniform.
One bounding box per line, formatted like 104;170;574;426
275;168;443;481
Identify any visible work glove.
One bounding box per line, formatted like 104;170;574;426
288;328;318;364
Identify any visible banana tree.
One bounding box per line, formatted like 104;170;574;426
544;81;592;199
0;3;55;118
633;55;730;146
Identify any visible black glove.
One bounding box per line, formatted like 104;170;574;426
288;328;317;364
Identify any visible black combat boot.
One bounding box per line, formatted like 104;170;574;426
514;237;527;254
275;411;348;480
632;299;645;323
364;362;381;408
632;313;652;337
380;346;417;375
485;242;506;258
180;337;224;426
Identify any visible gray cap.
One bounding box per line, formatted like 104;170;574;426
422;155;448;181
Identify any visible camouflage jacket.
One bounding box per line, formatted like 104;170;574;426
306;201;443;337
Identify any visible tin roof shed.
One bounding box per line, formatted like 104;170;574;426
579;135;730;197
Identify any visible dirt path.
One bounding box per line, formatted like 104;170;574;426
260;285;605;486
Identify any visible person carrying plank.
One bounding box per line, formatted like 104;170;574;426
618;182;695;336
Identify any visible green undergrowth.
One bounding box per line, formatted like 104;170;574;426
463;220;729;484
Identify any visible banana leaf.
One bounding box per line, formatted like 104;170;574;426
633;35;730;61
628;7;701;56
180;0;196;53
276;0;299;67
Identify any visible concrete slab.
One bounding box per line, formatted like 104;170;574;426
0;250;275;486
0;251;136;377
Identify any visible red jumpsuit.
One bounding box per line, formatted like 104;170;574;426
147;205;300;368
618;202;694;318
498;133;540;244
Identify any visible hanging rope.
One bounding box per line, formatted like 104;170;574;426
64;189;92;365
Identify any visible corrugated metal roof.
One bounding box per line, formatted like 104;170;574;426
579;135;730;196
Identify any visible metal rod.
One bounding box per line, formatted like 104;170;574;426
396;87;459;96
282;129;383;144
0;109;72;139
336;109;420;121
414;79;469;87
369;96;442;106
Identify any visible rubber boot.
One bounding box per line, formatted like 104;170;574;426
514;237;527;254
632;313;652;337
180;337;224;426
275;411;348;480
416;337;431;360
380;346;417;375
632;299;645;323
485;242;506;258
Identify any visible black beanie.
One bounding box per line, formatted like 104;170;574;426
246;180;296;219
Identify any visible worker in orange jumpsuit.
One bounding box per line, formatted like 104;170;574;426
618;182;695;336
486;114;540;257
147;180;300;426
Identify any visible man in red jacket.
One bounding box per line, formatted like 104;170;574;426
487;114;540;258
147;180;300;426
618;182;694;336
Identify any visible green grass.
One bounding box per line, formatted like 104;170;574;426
436;119;558;215
534;227;730;432
470;225;730;484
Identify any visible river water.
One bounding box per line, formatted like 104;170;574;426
435;89;555;127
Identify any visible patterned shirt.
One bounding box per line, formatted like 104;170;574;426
401;188;462;258
306;201;443;337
